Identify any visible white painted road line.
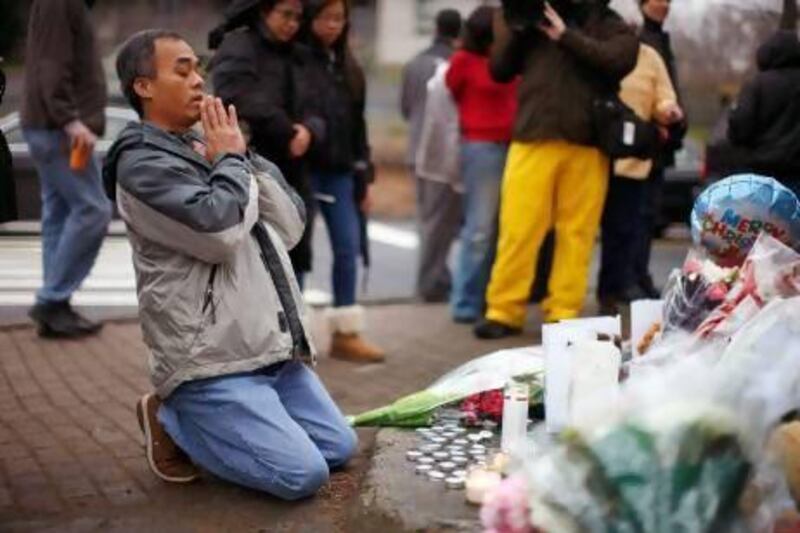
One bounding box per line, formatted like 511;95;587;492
366;221;419;250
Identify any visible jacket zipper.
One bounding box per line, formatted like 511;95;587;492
201;265;218;325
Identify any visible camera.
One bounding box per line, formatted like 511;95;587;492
501;0;545;31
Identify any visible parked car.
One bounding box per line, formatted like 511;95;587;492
0;106;138;220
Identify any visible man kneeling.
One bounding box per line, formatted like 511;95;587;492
104;30;357;500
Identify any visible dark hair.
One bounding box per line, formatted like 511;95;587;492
208;0;291;49
463;6;495;55
116;29;185;117
435;9;462;41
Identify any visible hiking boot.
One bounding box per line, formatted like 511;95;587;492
330;332;385;363
326;305;385;363
136;394;199;484
473;319;522;340
28;301;102;339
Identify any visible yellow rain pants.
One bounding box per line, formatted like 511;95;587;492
485;140;609;326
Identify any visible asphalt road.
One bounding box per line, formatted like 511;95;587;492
0;219;691;325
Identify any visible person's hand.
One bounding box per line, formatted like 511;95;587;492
538;2;566;41
289;124;311;158
201;96;246;162
662;102;685;124
64;119;98;155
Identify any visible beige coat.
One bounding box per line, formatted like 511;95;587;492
615;44;678;179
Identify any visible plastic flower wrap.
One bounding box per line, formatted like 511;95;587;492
691;174;800;268
696;233;800;339
508;297;800;533
661;249;739;334
348;347;544;427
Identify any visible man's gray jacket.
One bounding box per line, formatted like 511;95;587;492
104;122;315;398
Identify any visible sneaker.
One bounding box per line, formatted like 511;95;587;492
330;333;385;363
28;301;101;339
473;320;522;340
136;394;199;483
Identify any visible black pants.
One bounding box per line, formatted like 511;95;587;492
632;164;665;288
598;174;646;298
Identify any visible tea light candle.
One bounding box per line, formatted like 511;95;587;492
465;468;502;505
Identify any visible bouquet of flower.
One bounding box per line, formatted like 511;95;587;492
349;347;544;427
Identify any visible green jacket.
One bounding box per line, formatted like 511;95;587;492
490;5;638;146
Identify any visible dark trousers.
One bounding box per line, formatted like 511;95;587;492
598;174;646;298
632;164;664;288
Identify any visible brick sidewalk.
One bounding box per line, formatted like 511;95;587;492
0;304;542;532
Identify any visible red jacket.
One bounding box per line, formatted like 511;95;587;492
445;50;518;143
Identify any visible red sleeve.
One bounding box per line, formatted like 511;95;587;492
445;51;468;101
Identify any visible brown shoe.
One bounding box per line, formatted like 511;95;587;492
136;394;199;483
330;332;386;363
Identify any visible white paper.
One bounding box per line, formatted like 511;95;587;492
631;300;664;358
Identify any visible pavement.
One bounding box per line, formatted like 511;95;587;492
0;302;547;533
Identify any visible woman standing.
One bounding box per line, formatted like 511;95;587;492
209;0;324;285
300;0;384;363
446;6;518;324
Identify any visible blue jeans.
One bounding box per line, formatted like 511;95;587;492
451;141;507;321
23;129;112;304
311;172;360;307
158;361;358;500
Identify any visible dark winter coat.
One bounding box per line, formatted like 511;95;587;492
21;0;107;134
490;3;638;147
300;4;372;182
728;31;800;183
211;18;324;273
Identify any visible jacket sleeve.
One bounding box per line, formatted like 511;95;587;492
559;15;639;83
651;51;678;125
33;0;81;128
116;150;259;264
728;80;760;147
212;39;296;155
489;12;532;83
248;153;307;250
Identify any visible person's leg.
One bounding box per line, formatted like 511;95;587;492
543;144;609;322
633;164;664;297
22;130;111;304
312;173;384;362
311;172;359;308
158;368;333;500
272;360;357;468
598;175;644;314
415;178;462;301
451;142;505;322
481;142;558;331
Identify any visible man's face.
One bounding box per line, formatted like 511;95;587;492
138;39;205;130
641;0;671;24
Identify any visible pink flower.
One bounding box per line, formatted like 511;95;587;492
480;475;536;533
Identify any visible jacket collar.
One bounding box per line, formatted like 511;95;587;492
643;16;665;34
142;123;211;170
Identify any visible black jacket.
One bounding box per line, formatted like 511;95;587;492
211;19;324;273
728;31;800;182
301;28;371;180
